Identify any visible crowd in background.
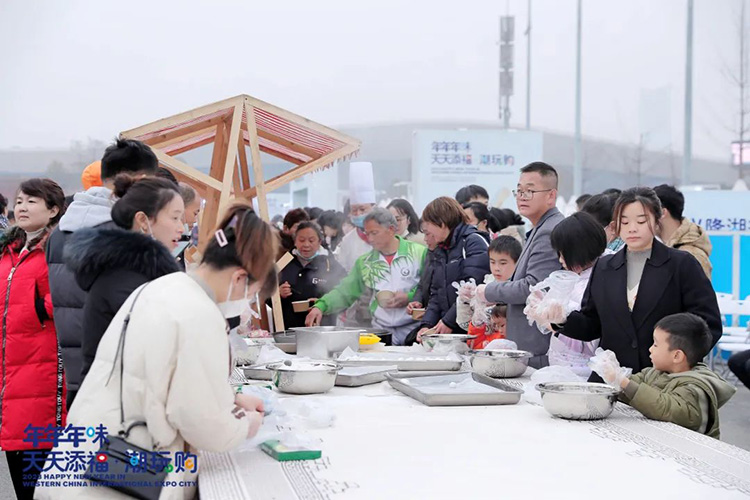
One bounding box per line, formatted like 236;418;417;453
0;138;746;499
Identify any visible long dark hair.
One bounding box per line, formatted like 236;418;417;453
387;199;420;235
111;175;180;230
613;187;662;237
201;201;278;293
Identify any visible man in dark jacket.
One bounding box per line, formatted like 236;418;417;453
46;138;157;406
478;162;565;368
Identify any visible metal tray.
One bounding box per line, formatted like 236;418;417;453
337;352;463;372
335;365;397;387
387;372;522;406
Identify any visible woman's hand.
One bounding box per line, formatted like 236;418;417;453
246;411;263;438
279;282;292;299
406;301;423;314
235;393;264;413
305;307;323;326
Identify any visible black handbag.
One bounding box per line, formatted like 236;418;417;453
83;284;170;500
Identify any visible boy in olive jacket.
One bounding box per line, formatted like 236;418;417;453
607;313;735;439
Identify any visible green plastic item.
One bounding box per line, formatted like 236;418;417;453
260;440;322;462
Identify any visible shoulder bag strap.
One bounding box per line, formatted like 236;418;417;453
104;284;150;432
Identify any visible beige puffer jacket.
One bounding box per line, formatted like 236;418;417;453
665;218;713;279
36;273;250;500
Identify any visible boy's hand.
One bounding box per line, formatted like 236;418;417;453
475;284;487;303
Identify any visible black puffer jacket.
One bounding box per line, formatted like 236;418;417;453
421;223;490;331
64;228;180;386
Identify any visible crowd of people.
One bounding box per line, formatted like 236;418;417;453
0;140;746;499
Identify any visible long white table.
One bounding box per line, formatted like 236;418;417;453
200;360;750;500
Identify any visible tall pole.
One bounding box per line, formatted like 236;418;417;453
573;0;583;196
739;0;746;178
683;0;694;185
526;0;532;129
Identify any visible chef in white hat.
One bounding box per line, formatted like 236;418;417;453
335;162;376;272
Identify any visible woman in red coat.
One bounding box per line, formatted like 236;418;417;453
0;178;66;500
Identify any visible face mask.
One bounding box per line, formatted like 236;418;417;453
142;219;155;240
351;214;366;229
218;276;254;318
294;248;319;262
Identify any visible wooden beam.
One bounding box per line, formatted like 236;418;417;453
246;100;285;331
151;149;223;191
218;102;243;215
149;123;218;150
244;95;361;148
236;134;251;192
261;144;358;192
239;121;320;159
166;136;215;157
258;145;305;166
199;121;230;247
122;95;243;139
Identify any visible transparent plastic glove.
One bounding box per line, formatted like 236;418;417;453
470;296;490;326
452;279;477;301
588;348;632;388
456;295;473;330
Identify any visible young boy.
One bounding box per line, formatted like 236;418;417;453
458;236;522;348
614;313;736;439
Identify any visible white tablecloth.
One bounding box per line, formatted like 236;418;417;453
202;362;750;500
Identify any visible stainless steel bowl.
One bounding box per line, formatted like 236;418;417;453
536;382;621;420
234;338;264;366
421;334;475;354
266;360;342;394
468;349;532;378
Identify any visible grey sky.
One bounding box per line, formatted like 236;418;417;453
0;0;745;162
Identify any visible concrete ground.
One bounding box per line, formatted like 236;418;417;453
0;385;747;500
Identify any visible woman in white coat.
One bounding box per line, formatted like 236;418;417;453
36;201;277;500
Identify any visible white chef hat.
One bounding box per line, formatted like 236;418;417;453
349;161;376;204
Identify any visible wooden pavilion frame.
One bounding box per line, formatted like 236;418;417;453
121;94;360;330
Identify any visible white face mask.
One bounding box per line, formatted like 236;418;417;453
218;276;255;318
142;219;155;240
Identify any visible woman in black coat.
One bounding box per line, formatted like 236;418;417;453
417;197;490;337
277;221;347;328
64;176;183;385
554;187;722;376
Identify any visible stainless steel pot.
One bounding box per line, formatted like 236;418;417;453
266;360;342;394
468;349;532;378
536;382;621;420
292;326;363;359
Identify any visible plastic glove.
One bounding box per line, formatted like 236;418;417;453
588;348;632;388
456;295;473;330
452;279;477;301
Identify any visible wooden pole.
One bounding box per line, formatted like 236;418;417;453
245;100;284;330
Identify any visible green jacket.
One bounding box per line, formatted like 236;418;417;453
314;237;426;329
621;363;736;439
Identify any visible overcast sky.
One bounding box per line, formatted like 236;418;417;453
0;0;746;161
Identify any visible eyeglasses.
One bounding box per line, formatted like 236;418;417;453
512;189;553;201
